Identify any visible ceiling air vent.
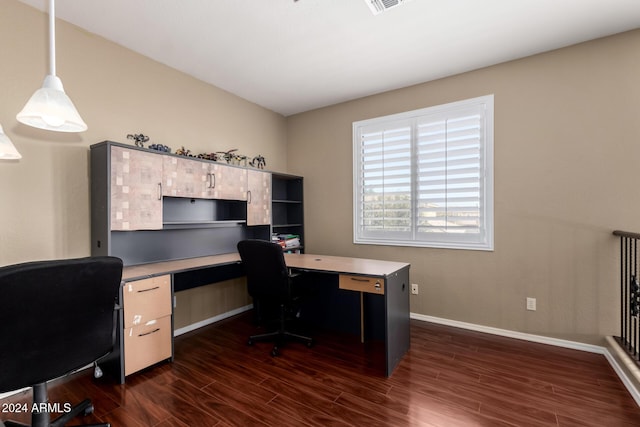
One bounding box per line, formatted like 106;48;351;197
365;0;407;15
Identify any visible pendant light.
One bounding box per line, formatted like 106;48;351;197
16;0;87;132
0;125;22;159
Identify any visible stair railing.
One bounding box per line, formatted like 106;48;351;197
613;230;640;365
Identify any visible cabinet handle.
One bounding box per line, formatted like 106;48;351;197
247;190;252;204
350;277;370;282
157;183;163;200
210;173;216;189
138;328;160;337
137;286;160;293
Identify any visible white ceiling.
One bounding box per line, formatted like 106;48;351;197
17;0;640;116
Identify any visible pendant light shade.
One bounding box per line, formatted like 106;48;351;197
16;0;87;133
17;75;87;132
0;125;22;159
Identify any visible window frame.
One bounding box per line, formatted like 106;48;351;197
352;95;494;251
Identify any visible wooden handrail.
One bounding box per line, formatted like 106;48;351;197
613;230;640;240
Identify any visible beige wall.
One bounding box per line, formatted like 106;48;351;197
0;0;287;266
287;29;640;345
3;0;639;346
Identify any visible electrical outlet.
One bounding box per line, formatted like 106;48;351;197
411;283;419;295
526;297;536;311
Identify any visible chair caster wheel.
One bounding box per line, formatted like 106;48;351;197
247;338;254;346
83;404;94;416
271;347;279;357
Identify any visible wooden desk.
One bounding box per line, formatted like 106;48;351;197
118;252;410;377
283;253;411;376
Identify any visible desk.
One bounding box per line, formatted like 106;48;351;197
117;252;410;378
284;253;410;376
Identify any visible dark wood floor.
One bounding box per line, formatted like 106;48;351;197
2;312;640;426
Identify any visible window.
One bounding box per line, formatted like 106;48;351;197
353;95;494;250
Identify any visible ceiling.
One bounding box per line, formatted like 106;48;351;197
16;0;640;116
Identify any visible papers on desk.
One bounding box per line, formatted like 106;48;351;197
273;234;301;250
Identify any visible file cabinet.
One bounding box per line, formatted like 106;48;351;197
122;275;173;376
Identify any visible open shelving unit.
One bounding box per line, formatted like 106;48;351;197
271;173;304;252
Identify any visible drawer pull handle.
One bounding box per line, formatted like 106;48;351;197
137;286;160;293
350;277;370;282
138;328;160;337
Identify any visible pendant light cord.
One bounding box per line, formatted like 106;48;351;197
49;0;56;76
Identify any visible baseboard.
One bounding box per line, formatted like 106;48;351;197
410;313;640;406
173;304;253;337
603;336;640;406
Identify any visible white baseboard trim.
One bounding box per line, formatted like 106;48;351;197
410;313;640;406
603;336;640;407
410;313;604;353
173;304;253;337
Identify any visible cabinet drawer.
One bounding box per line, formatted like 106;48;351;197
123;275;171;328
124;315;172;376
339;275;385;294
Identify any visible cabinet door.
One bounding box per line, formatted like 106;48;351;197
110;146;163;230
163;156;212;199
211;163;247;200
124;315;172;376
122;275;172;328
247;170;271;226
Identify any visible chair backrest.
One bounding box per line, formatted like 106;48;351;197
0;256;123;393
237;239;289;301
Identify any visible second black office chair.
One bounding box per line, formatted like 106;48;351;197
0;256;123;427
237;239;313;356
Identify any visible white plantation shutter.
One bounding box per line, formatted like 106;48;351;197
353;95;493;250
359;121;412;239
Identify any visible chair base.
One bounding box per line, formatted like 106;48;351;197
2;383;110;427
248;303;313;356
248;330;313;357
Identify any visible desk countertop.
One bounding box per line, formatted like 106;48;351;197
122;252;409;282
284;253;409;277
122;253;241;281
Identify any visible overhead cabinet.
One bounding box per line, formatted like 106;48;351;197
163;155;213;199
162;156;248;201
91;141;302;264
247;169;271;226
210;163;247;201
110;145;163;231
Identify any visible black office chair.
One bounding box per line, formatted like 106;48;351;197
0;256;123;427
237;239;313;356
